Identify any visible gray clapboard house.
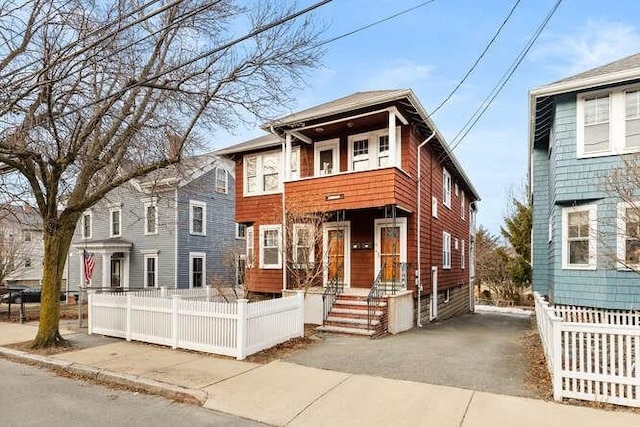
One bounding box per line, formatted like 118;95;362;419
67;154;242;291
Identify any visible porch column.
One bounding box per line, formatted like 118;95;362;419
388;111;397;167
284;132;292;181
101;251;111;289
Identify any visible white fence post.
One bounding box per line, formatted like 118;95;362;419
87;291;93;335
296;291;305;338
205;285;211;302
125;293;132;341
551;316;563;401
236;299;248;360
161;286;167;298
172;295;180;349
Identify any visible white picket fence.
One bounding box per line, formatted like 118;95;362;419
88;290;304;360
534;292;640;407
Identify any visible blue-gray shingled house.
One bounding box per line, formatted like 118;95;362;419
529;53;640;310
67;153;243;291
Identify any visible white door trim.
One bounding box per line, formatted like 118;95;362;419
322;221;351;288
374;217;407;287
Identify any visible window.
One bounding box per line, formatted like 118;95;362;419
189;200;206;235
461;192;466;220
236;223;246;239
562;205;597;270
454;237;459;250
246;226;254;267
577;87;640;157
259;225;281;269
82;211;92;239
144;254;158;288
314;139;339;176
443;231;451;269
455;183;459;197
290;147;300;180
215;167;228;193
617;202;640;268
432;196;438;218
461;240;465;269
293;224;314;266
23;230;31;242
110;207;121;238
443;169;452;208
244;150;282;196
145;204;157;235
352;138;369;171
189;253;206;288
626;90;640;148
347;128;401;172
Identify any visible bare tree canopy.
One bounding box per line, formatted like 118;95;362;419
0;0;326;347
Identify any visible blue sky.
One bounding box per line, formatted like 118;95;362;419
213;0;640;234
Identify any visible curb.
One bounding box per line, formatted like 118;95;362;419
0;346;208;405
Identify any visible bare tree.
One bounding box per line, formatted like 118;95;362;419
0;0;324;347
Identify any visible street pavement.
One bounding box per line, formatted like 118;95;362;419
1;321;639;426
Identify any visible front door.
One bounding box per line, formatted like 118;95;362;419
110;259;122;289
323;222;351;287
374;218;407;288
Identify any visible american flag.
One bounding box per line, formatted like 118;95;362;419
83;250;96;282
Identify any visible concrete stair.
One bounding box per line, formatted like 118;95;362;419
317;293;388;338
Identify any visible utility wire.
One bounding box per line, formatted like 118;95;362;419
429;0;521;116
443;0;562;160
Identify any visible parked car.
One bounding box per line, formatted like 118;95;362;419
0;287;65;304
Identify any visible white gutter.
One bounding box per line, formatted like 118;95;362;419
416;132;436;328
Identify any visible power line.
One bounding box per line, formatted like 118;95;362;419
443;0;562;159
429;0;521;116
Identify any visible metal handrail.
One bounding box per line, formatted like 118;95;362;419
321;265;344;321
367;263;386;329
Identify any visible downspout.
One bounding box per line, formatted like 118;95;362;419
416;132;436;328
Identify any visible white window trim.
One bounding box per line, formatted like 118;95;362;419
454;183;459;197
189;200;207;236
454;237;459;251
432;196;438;218
461;240;466;270
144;199;158;235
189;252;206;288
109;206;122;238
259;224;282;269
461;192;466;221
576;85;640;159
143;253;158;288
314;138;340;176
82;211;92;240
347;127;401;172
289;145;301;180
235;223;246;239
246;226;254;268
292;223;315;266
443;231;451;269
215;167;228;194
616;201;640;270
243;149;283;197
561;204;597;270
443;169;452;209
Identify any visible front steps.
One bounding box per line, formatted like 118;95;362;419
317;293;388;338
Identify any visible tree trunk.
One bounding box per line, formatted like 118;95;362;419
31;218;76;349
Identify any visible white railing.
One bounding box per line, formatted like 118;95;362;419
88;290;304;360
534;292;640;407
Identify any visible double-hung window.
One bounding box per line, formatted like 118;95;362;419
293;224;314;267
110;207;121;238
352;138;369;171
82;211;92;239
562;205;597;269
189;252;206;288
144;254;158;288
215;168;228;193
443;231;451;269
347;128;401;171
583;95;610;154
443;169;452;209
144;200;158;235
378;135;390;167
189;201;206;235
236;223;246;239
244;150;281;195
617;202;640;268
259;225;281;269
461;192;466;220
626;90;640;149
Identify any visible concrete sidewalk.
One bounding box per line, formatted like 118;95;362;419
0;322;639;426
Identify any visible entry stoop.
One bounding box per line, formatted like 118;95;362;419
317;293;388;338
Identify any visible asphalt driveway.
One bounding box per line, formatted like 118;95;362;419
285;311;536;398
